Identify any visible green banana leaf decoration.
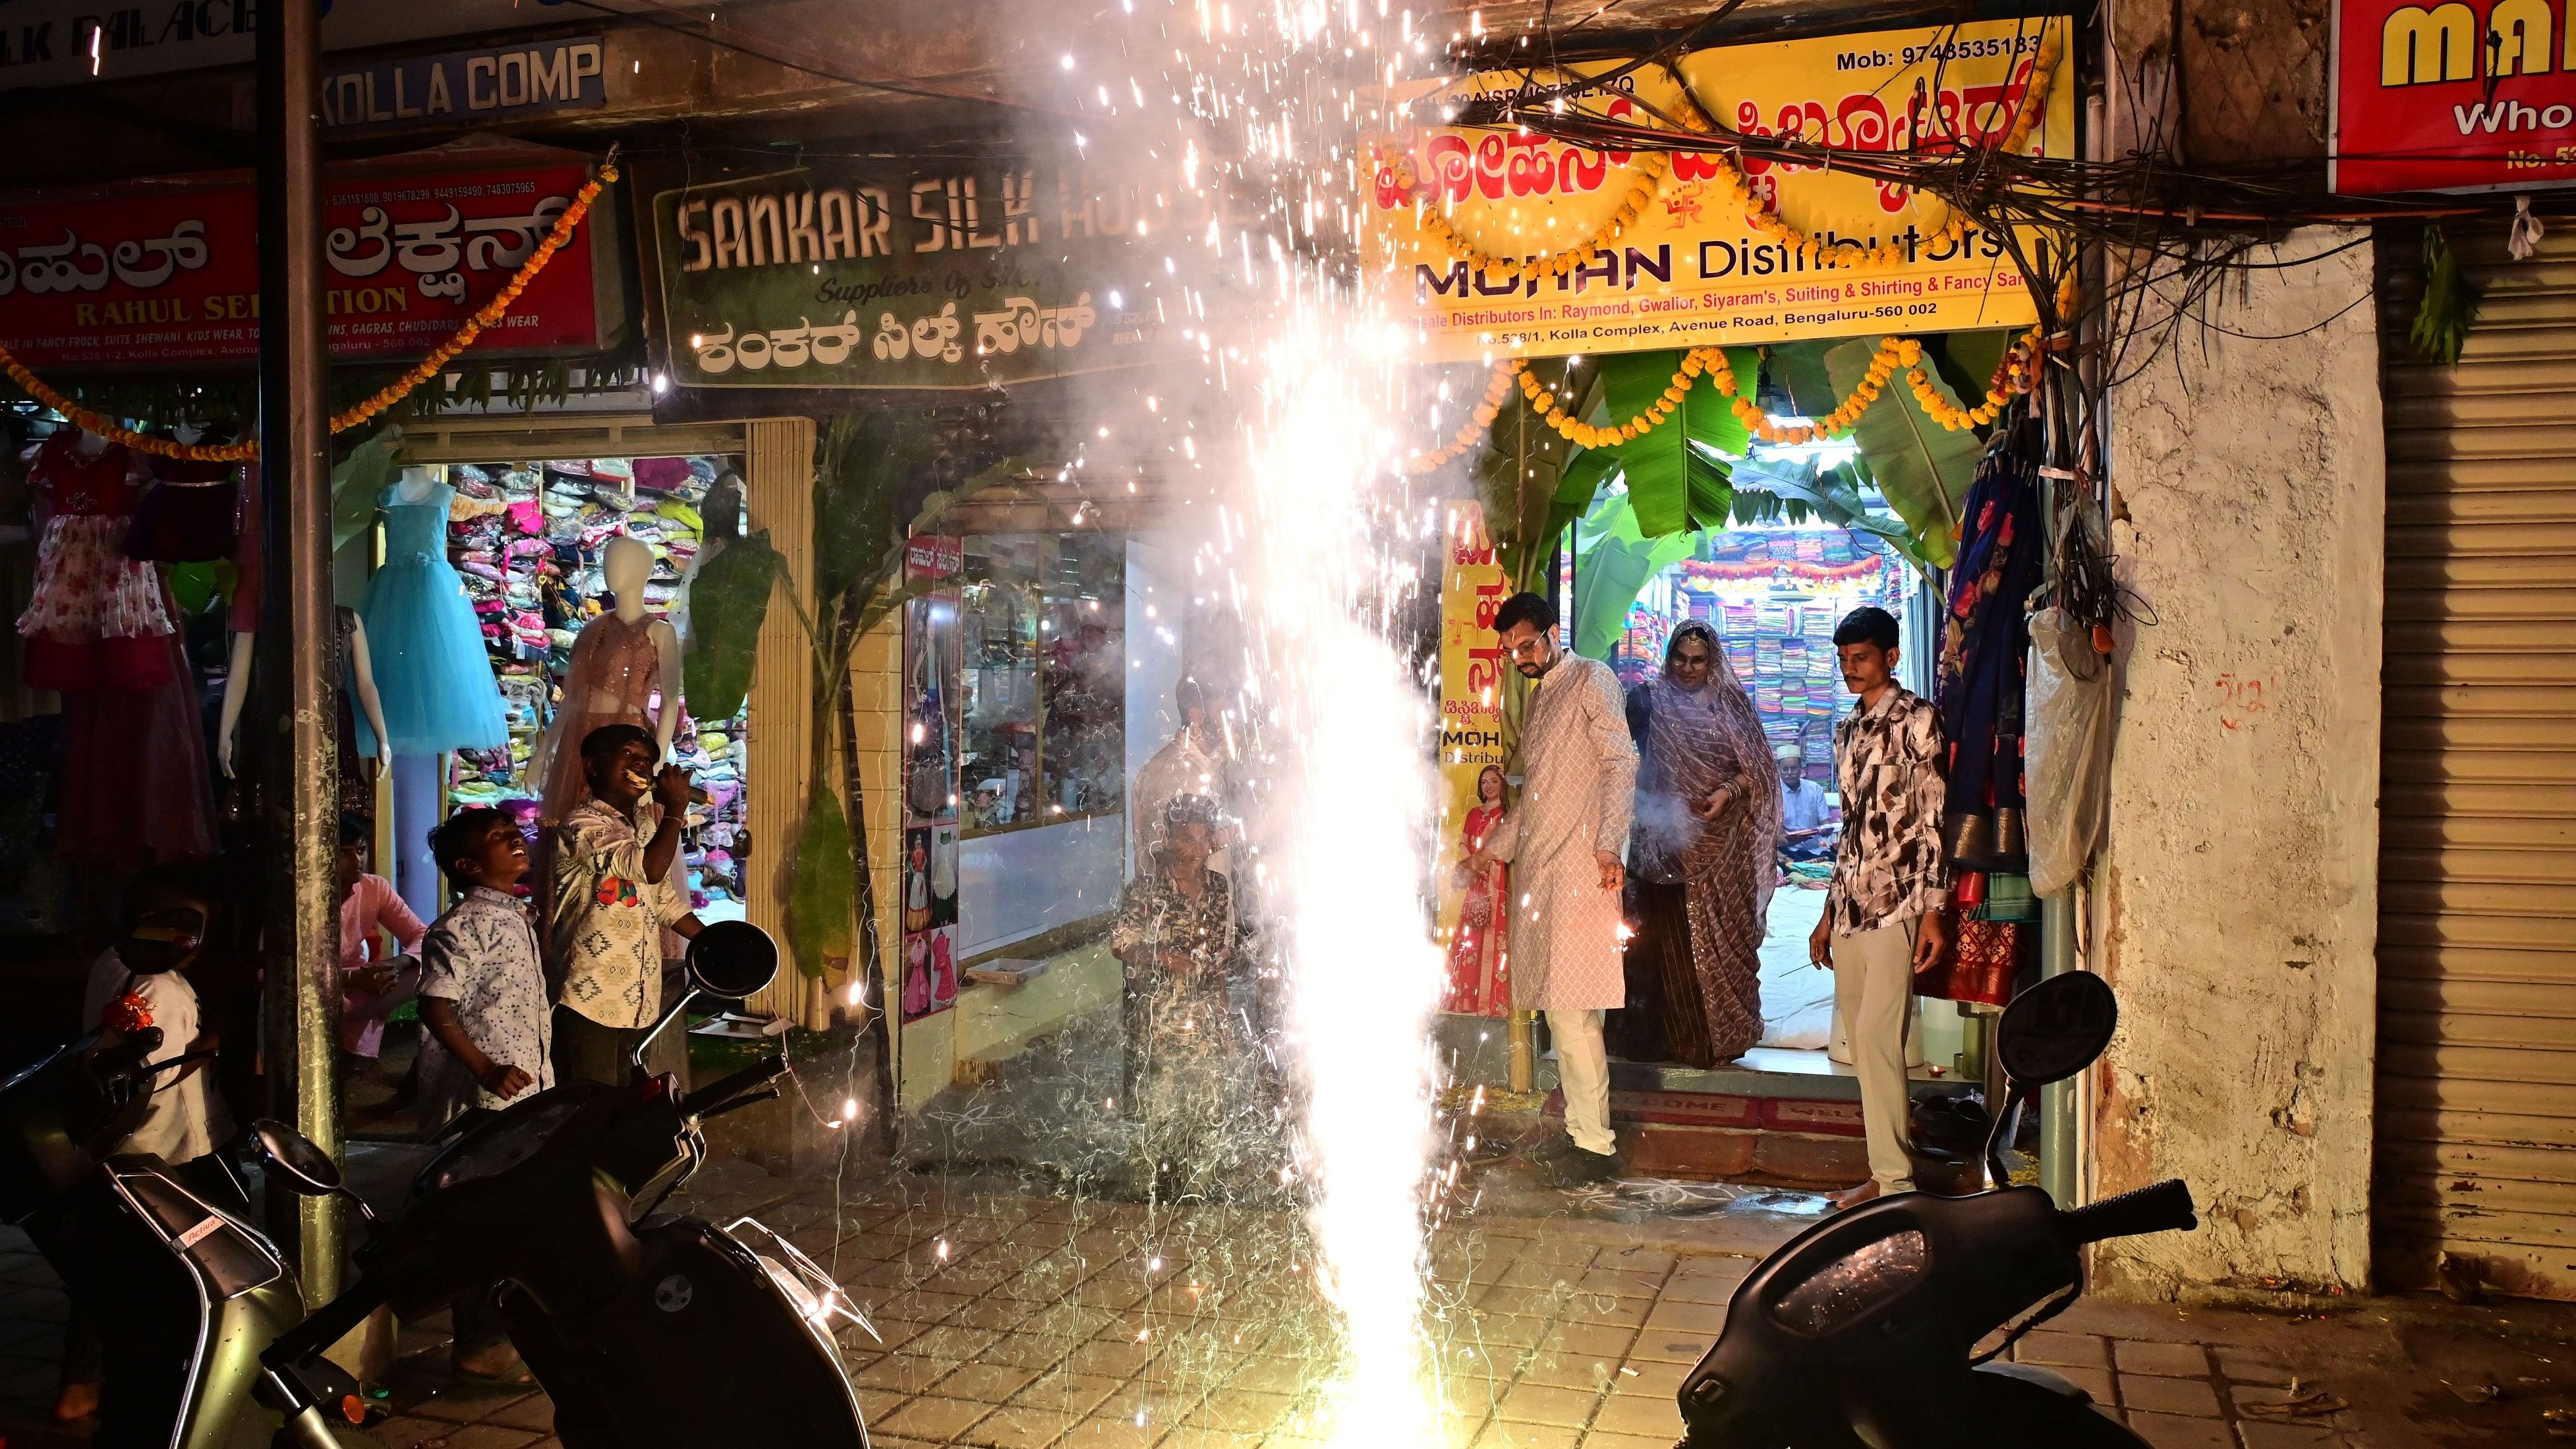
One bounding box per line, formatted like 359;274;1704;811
1572;491;1696;659
787;774;855;980
679;530;784;723
330;428;401;554
1474;356;1599;593
1594;348;1758;537
1825;336;1979;570
1723;451;1933;573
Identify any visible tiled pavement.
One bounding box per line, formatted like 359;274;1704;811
5;1156;2573;1448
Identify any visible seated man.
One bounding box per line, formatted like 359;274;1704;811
1777;742;1837;864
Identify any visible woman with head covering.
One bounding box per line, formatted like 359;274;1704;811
1443;764;1512;1016
1622;621;1783;1067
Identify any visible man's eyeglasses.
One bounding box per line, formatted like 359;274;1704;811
1503;634;1551;660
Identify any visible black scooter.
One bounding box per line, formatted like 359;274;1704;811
252;920;873;1449
1674;972;2199;1449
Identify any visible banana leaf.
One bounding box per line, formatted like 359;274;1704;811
1595;348;1756;537
1932;330;2013;411
679;530;784;723
330;428;401;554
1765;340;1840;419
1725;451;1935;575
787;776;855;980
1475;358;1599;592
1826;337;1978;570
1572;492;1696;660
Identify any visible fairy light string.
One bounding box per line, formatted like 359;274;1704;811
0;157;621;463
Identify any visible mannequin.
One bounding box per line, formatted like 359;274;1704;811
17;426;173;693
217;616;393;779
530;534;683;821
357;463;509;756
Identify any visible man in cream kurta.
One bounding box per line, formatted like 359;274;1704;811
1474;592;1639;1184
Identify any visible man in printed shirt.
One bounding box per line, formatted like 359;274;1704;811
552;724;704;1086
1808;607;1951;1210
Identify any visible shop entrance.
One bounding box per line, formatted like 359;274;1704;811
1595;521;1957;1083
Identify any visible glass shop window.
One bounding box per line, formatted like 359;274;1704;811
958;532;1126;835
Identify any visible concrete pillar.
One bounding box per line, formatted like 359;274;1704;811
2094;227;2384;1299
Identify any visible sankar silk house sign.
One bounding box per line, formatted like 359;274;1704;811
651;159;1215;391
2330;0;2576;192
1365;17;2075;360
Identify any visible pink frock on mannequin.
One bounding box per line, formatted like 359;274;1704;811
536;611;664;824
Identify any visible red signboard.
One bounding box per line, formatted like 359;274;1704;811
0;161;606;370
2332;0;2576;194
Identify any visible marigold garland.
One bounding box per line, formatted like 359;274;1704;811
1400;360;1520;474
0;159;620;463
1385;20;2062;284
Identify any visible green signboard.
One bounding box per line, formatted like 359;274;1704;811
652;161;1207;391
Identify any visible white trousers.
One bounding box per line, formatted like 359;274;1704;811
1548;1007;1615;1156
1830;918;1920;1191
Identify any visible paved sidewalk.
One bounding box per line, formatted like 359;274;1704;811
4;1152;2571;1448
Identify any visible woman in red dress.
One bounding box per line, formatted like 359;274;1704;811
1444;764;1512;1016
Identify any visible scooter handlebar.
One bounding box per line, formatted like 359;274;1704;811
687;1051;788;1120
2060;1179;2198;1248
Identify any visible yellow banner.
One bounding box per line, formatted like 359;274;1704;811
1367;18;2074;362
1436;504;1513;1018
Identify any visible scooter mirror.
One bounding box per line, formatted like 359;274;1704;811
687;919;780;1000
250;1118;343;1197
1994;971;2119;1088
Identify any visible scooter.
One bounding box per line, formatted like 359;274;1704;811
1674;971;2200;1449
0;1018;350;1449
252;919;874;1449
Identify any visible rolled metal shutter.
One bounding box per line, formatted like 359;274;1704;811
2378;221;2576;1299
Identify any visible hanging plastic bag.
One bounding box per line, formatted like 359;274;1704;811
2025;606;2113;897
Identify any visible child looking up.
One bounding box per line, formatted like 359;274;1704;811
416;807;548;1125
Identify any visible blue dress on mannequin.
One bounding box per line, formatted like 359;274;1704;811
358;480;508;754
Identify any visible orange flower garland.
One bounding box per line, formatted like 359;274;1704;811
0;158;620;463
1387;19;2062;285
1400;360;1520;474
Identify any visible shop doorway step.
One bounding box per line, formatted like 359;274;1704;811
1535;1056;1978;1189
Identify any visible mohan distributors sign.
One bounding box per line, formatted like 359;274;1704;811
1366;17;2075;361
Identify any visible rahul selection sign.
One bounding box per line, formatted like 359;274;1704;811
1366;18;2075;361
2331;0;2576;192
0;159;613;368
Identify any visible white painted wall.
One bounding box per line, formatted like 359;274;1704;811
2094;228;2383;1299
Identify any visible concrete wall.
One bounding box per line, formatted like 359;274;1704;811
2094;228;2384;1299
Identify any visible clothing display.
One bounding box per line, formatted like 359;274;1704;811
442;458;748;918
18;433;175;693
55;579;215;865
1938;443;2042;871
535;612;665;822
358;480;509;755
331;607;375;818
1622;621;1782;1067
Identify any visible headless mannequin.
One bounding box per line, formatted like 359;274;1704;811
219;612;392;778
393;463;438;507
216;446;397;778
71;429;111;458
529;536;683;802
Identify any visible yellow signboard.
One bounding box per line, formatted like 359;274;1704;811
1435;504;1513;1018
1366;18;2074;362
